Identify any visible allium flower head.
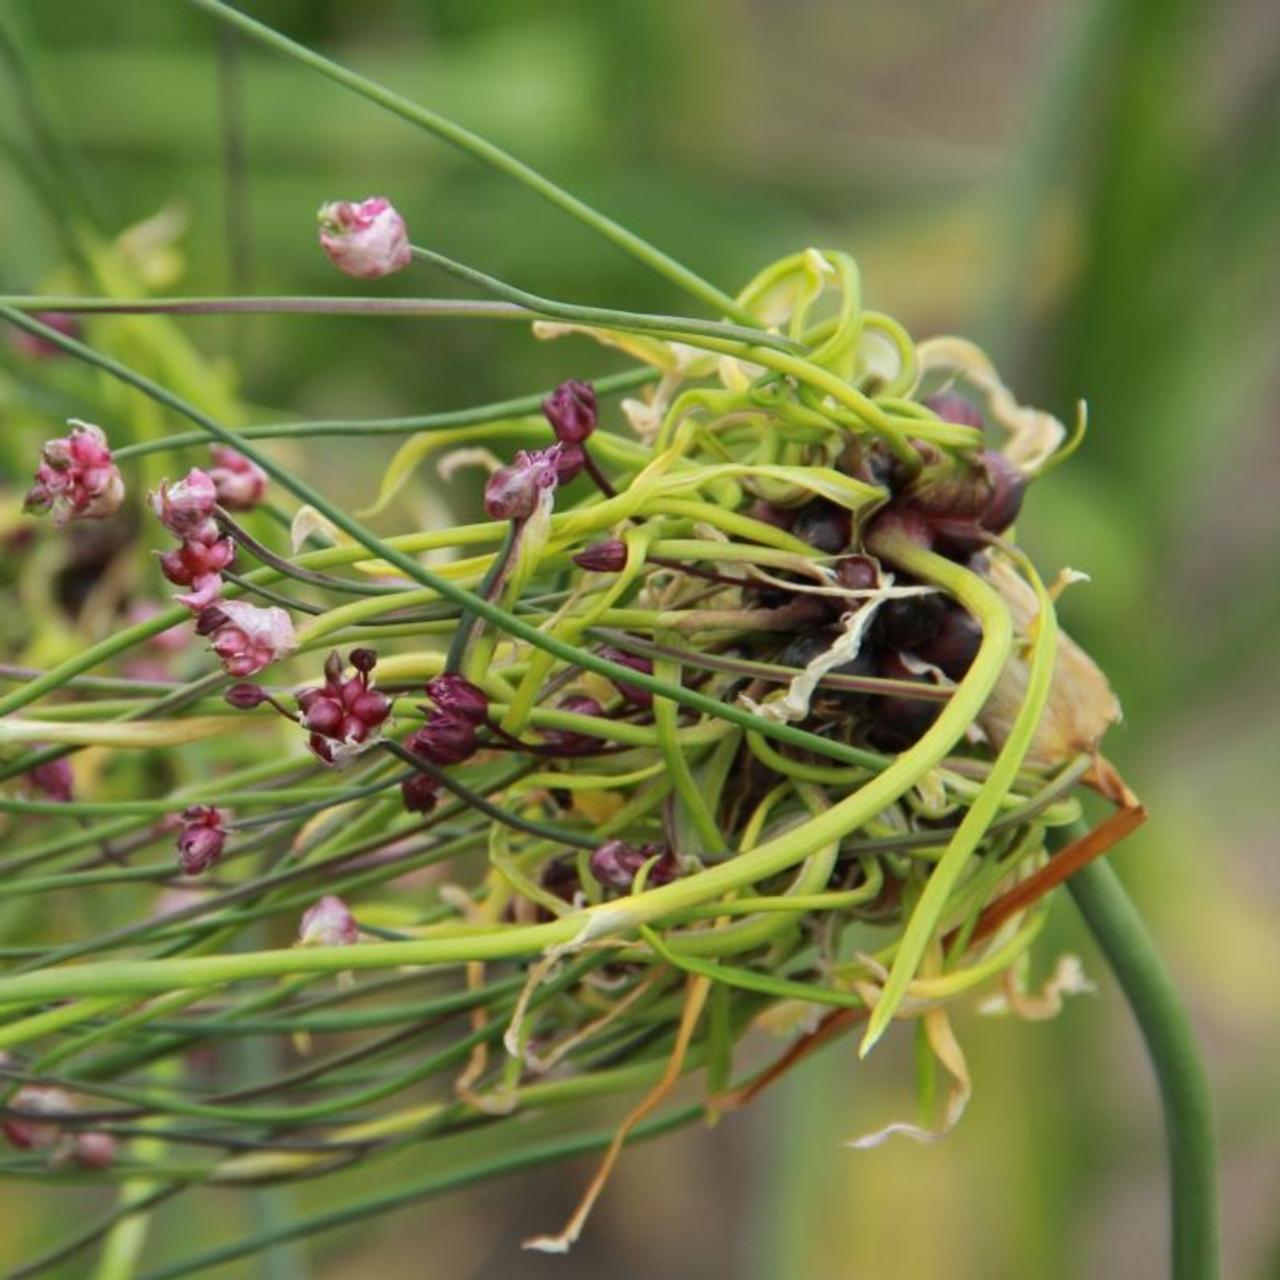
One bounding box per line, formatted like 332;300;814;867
208;445;268;511
24;421;124;525
176;805;227;875
151;468;218;539
317;197;411;279
298;649;394;766
196;600;297;676
298;895;359;947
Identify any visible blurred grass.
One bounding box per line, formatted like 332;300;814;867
2;0;1278;1276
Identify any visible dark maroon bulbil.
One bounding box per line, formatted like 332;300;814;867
598;646;654;708
573;539;628;573
589;839;678;893
424;673;489;725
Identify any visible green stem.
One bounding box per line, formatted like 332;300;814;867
184;0;755;324
1064;841;1220;1280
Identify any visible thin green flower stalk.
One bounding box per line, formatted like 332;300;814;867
0;8;1215;1278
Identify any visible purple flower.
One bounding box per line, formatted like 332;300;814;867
424;673;489;725
589;839;678;893
24;421;125;525
598;646;654;708
400;771;440;815
542;379;597;444
538;695;606;756
208;445;267;511
298;895;359;947
573;539;627;573
197;600;296;677
317;197;411;279
404;711;477;767
176;805;227;875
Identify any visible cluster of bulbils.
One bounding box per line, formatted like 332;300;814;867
752;391;1027;750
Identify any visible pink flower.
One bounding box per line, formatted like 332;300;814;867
298;895;358;947
297;649;394;766
10;311;79;360
317;197;411;279
151;468;218;539
27;756;74;803
196;601;296;676
176;805;227;875
158;523;236;611
483;446;568;521
208;446;267;511
24;421;125;525
2;1086;72;1151
73;1131;117;1170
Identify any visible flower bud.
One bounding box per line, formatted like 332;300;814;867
598;646;653;708
405;710;477;766
176;805;227;875
400;771;440;815
199;600;297;677
538;695;606;756
24;421;125;525
589;839;677;893
2;1086;72;1151
224;682;269;710
28;756;74;803
317;197;411;279
424;673;489;724
924;391;984;429
349;647;378;675
10;311;79;360
298;895;358;947
74;1131;117;1170
573;539;627;573
151;468;218;539
207;445;267;511
542;379;597;444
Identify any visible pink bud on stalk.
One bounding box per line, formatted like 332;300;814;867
151;468;218;539
207;446;268;511
73;1131;117;1170
195;601;296;676
1;1086;73;1150
424;673;489;725
24;421;125;525
9;311;79;360
317;197;411;279
542;380;597;444
27;756;74;803
572;539;627;573
176;805;227;875
483;446;565;521
298;895;359;947
589;839;678;893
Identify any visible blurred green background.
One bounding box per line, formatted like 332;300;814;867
2;0;1278;1276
